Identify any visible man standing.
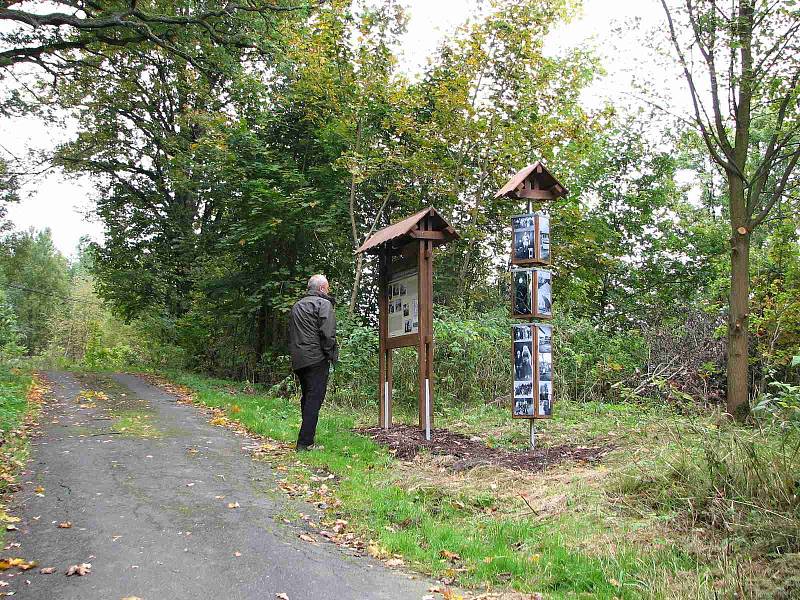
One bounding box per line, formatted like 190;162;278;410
288;274;339;451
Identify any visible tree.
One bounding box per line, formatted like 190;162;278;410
0;229;70;353
0;1;311;71
660;0;800;419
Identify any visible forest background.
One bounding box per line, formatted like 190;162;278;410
0;0;799;595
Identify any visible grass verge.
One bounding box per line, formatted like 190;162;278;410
0;366;43;542
155;370;770;600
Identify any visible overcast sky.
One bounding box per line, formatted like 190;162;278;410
2;0;674;258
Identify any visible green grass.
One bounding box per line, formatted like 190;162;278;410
163;370;755;599
0;367;32;434
0;365;35;543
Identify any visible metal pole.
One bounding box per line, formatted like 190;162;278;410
528;197;535;450
384;381;389;430
425;378;431;441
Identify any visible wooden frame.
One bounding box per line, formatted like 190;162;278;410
363;208;457;436
511;323;554;420
511;268;553;320
511;212;551;267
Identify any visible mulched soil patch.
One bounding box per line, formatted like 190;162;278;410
357;424;614;472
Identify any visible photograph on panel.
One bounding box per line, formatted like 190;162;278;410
537;324;552;353
513;229;536;261
513;395;534;417
538;351;552;382
513;323;532;342
538;381;552;417
512;269;533;316
513;340;533;382
538;213;550;262
512;213;536;262
536;269;552;316
512;213;535;231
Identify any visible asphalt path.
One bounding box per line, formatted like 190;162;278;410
4;371;432;600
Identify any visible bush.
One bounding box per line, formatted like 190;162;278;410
321;308;653;412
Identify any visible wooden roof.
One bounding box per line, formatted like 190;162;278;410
495;161;568;201
355;206;459;255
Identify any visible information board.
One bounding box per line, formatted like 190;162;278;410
387;268;419;338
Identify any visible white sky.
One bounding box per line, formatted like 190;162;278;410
1;0;678;258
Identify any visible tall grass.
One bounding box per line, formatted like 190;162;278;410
615;417;800;556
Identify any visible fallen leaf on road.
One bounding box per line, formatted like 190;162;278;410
234;551;241;557
227;502;239;509
298;534;316;543
39;568;55;574
0;559;36;571
384;558;404;567
65;563;91;576
57;522;72;529
210;417;227;426
34;487;44;494
276;594;289;600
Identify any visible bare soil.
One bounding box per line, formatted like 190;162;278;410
357;424;614;472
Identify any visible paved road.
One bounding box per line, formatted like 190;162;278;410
4;371;431;600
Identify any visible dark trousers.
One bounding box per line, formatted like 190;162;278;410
295;360;329;447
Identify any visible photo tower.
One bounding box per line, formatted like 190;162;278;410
496;163;567;449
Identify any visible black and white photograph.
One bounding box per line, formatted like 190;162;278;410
404;319;412;333
537;324;552;353
395;299;401;312
538;352;552;382
403;303;409;317
512;214;535;231
514;381;533;396
514;340;533;381
538;381;552;417
513;229;535;261
536;269;552;316
513;324;532;341
400;283;407;295
538;214;550;262
392;284;400;297
513;396;534;417
512;269;532;316
389;303;395;314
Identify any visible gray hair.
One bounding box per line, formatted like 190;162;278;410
307;274;328;293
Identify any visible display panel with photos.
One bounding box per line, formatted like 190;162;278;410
512;324;535;418
387;268;419;338
512;268;552;319
511;212;550;266
512;323;554;419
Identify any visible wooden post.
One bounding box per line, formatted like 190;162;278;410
416;215;434;438
378;247;391;429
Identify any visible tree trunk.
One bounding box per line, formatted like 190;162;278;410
727;177;750;420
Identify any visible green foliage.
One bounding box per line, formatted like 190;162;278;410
0;229;69;354
0;288;23;363
0;367;30;434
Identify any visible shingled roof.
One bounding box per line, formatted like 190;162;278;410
495;161;568;201
355;206;459;255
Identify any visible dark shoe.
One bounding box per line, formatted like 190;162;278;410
296;444;311;452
